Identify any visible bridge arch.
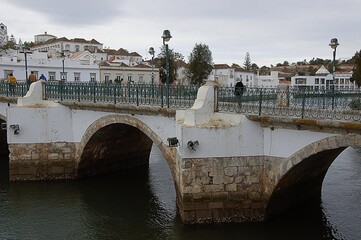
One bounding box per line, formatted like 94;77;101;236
76;114;175;178
0;114;8;155
265;134;361;220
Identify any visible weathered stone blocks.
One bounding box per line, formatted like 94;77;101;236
177;155;266;224
9;142;78;181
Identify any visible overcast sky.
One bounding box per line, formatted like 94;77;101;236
1;0;360;67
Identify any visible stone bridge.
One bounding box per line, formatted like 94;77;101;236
1;81;361;224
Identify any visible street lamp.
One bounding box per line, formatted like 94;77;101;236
161;29;172;108
20;42;30;82
60;52;65;81
329;38;339;109
329;38;339;85
148;47;155;85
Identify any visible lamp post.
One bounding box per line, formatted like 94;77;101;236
148;47;155;85
61;52;65;81
161;29;172;108
20;43;30;82
329;38;339;87
329;38;339;109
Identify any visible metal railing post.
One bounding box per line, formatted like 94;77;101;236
136;85;139;106
258;89;263;115
301;93;306;118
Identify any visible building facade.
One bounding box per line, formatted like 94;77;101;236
0;51;99;82
104;48;143;66
209;64;279;88
255;71;280;88
0;23;9;46
235;67;255;87
291;65;355;90
31;37;104;55
99;62;159;84
208;64;237;86
34;32;57;44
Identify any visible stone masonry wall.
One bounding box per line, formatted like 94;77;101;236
176;155;268;224
9;142;78;181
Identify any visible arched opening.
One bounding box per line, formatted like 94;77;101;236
0;117;9;181
265;147;346;220
78;123;153;178
0;118;8;155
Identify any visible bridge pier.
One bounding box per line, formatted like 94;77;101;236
174;81;267;223
9;142;78;180
176;155;267;223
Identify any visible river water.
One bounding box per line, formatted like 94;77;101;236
0;146;360;240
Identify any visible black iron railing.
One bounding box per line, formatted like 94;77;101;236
1;81;360;121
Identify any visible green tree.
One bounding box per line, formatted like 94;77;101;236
0;41;16;50
251;63;259;73
351;50;361;87
185;43;213;84
157;46;184;84
243;52;251;70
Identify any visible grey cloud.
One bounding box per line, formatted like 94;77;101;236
3;0;122;26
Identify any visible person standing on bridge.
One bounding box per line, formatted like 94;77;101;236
234;80;245;106
28;71;37;89
7;73;17;95
39;74;47;81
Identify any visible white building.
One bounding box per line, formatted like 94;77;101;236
291;65;355;90
0;51;99;82
234;67;255;87
99;61;159;84
31;37;104;57
175;60;188;85
208;64;236;86
34;32;56;44
0;23;9;46
209;64;279;88
255;71;280;88
104;48;143;66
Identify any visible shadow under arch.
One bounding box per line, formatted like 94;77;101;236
0;114;9;155
76;114;175;179
265;134;360;220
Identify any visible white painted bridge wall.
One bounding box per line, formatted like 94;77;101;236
2;81;337;160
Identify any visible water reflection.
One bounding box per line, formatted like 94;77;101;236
0;146;360;239
76;166;178;240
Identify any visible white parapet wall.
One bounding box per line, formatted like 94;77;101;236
176;80;265;159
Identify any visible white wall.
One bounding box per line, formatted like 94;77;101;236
0;55;100;82
256;71;279;87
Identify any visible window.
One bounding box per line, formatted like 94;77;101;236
90;73;96;82
128;75;133;83
65;44;70;50
139;75;144;83
104;75;110;82
315;78;319;84
49;72;56;81
321;78;325;84
74;72;80;81
61;72;67;81
4;70;13;79
295;78;306;84
115;75;122;81
75;45;80;52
